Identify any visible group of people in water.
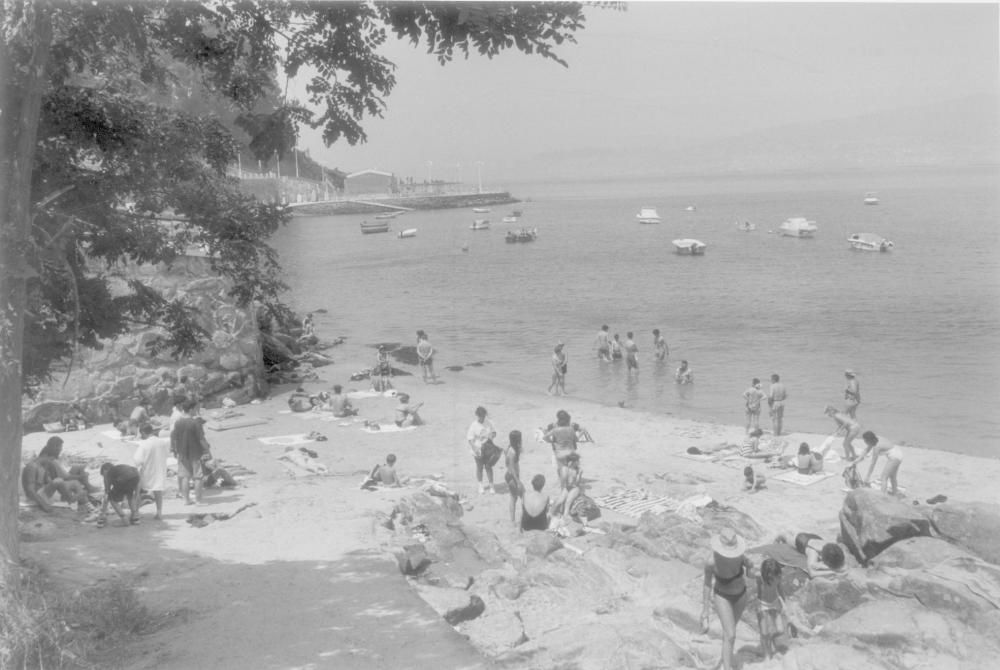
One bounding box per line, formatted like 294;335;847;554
591;325;691;381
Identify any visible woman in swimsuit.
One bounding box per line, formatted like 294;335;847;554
520;474;550;532
504;431;523;525
701;529;754;670
543;409;578;470
824;405;861;459
851;430;904;495
610;334;623;360
547;342;567;396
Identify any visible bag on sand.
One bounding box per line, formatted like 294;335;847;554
481;439;502;467
843;465;863;490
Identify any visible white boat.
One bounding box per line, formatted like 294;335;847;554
360;220;391;234
672;238;706;255
374;211;402;220
636;207;661;224
847;233;893;252
778;217;818;238
397;228;417;239
864;192;880;205
470;219;490;230
501;215;519;223
472;207;490;213
685;205;696;212
736;221;756;231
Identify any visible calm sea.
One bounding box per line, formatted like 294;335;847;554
271;167;1000;458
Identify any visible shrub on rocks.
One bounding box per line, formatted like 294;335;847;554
839;489;931;564
929;501;1000;566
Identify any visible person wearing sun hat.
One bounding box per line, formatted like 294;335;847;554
843;369;861;419
702;528;754;670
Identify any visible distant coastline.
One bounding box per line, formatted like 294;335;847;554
289;191;519;217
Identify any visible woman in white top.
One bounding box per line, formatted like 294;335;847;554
467;406;498;494
849;430;903;495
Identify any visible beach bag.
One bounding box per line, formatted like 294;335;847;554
481;439;502;467
843;465;863;490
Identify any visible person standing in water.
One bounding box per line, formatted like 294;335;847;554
767;373;787;436
843;370;861;419
676;360;694;384
594;325;611;361
547;342;568;396
653;329;668;361
624;332;639;374
610;333;623;361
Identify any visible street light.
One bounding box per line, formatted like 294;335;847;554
475;161;484;194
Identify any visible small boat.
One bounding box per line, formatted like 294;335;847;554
360;220;391;234
510;209;523;217
864;192;880;205
397;228;417;239
685;205;697;212
778;217;818;238
472;207;490;213
470;219;490;230
374;211;402;220
672;238;706;255
505;227;538;243
847;233;893;252
736;221;756;231
502;216;519;223
636;207;661;224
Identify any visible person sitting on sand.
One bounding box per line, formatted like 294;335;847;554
743;465;766;492
848;430;903;495
520;474;551;532
98;462;142;527
203;459;238;489
676;360;694;384
325;385;358;417
21;436;97;516
394;393;423;427
288;387;313;413
372;346;394;392
363;453;401;489
739;429;764;457
795;442;824;474
794;533;846;578
504;431;524;525
610;333;623;361
824;405;861;459
544;409;578;469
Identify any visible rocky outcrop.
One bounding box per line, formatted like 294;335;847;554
929;501;1000;565
839;489;931;564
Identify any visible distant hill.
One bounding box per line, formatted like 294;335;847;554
530;93;1000;179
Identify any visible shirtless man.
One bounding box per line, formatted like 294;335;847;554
327;385;358;417
416;331;438;383
593;325;611;361
767;374;787;436
824;405;861;460
394;393;423;427
843;370;861;419
21;436;94;515
653;329;668;361
743;378;766;434
676;360;694;384
370;453;401;488
624;332;639;374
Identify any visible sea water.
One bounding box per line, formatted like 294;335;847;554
271;167;1000;458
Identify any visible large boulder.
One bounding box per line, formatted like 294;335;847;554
625;503;765;566
839;488;931;564
792;570;869;624
756;642;894;670
523;531;563;559
22;400;72;431
930;501;1000;565
870;536;973;570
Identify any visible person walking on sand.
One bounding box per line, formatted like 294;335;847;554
467;406;499;494
824;405;861;460
767;373;787;436
171;399;210;505
133;423;170;520
594;325;611;361
743;378;766;434
843;369;861;419
624;332;639;374
416;330;438;383
504;431;524;525
547;342;568;395
701;529;754;670
653;329;668;361
849;430;904;495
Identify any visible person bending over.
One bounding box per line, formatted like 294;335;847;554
98;463;142;526
394;393;424;427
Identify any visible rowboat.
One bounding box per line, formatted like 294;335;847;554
864;192;880;205
472;207;490;213
502;216;519;223
736;221;756;231
636;207;661;224
470;219;490;230
847;233;893;252
397;228;417;239
360;220;390;234
672;238;706;255
374;211;402;220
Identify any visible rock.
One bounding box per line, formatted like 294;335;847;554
443;594;485;625
624;503;765;566
394;543;430;575
793;570;869;622
839;488;931;564
930;501;1000;565
219;351;249;371
392;492;463;528
763;642;894;669
462;610;527;652
261;332;296;368
22;401;72;431
870;536;973;570
523;532;563;559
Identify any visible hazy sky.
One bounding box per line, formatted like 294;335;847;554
297;2;999;182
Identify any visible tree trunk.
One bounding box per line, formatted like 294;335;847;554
0;1;52;577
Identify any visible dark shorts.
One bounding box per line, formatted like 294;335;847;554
108;473;140;502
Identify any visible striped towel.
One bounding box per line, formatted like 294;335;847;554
592;489;683;518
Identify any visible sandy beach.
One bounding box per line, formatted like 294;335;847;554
18;336;1000;669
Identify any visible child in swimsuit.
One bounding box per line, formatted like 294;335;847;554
756;558;787;658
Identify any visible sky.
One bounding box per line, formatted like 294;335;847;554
296;2;999;183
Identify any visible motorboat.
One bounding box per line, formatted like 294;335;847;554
470;219;490;230
505;227;538;243
636;207;661;224
360;220;391;234
672;238;706;255
864;192;880;205
397;228;417;239
685;205;696;212
374;211;402;220
472;207;490;213
848;233;893;252
736;221;756;231
778;217;818;238
501;215;519;223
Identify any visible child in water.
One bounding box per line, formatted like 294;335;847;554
756;558;787;658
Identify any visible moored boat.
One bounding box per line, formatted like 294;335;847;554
510;209;523;217
736;220;756;231
672;238;706;255
374;211;402;220
502;215;519;223
470;219;490;230
847;233;893;252
505;227;538;243
472;207;490;213
779;217;818;238
397;228;417;239
864;192;880;205
636;207;661;224
360;220;391;234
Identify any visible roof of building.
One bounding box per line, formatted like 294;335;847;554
345;169;394;179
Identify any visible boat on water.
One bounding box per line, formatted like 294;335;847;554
672;238;706;255
374;211;402;220
502;215;519;223
505;227;538;243
636;207;661;224
510;209;523;217
864;192;880;205
360;220;391;235
397;228;417;239
472;207;490;213
470;219;490;230
685;205;696;212
778;217;818;238
736;221;756;231
847;232;893;252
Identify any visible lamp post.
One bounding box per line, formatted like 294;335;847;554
475;161;484;194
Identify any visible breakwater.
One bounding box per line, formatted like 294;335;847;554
290;191;519;217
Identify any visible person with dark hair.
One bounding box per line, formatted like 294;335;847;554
20;436;95;515
701;529;754;670
843;370;861;419
756;558;788;658
127;398;151;437
552;451;583;525
743;378;766;434
98;462;142;526
610;333;623;361
133;423;170;520
767;374;787;436
547;342;568;396
543;409;578;470
504;431;523;525
743;465;766;491
850;430;904;495
171;399;210;505
624;332;639;374
676;359;694;384
520;474;550;532
372;345;394;392
795;533;846;577
593;325;611;361
288;386;313;412
326;385;357;417
394;393;423;427
416;331;437;383
824;405;861;460
653;328;668;361
467;406;498;494
795;442;824;474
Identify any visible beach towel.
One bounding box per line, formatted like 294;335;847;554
593;488;683;518
361;424;417;434
347;390;396;399
258;434;316;446
772;470;837;486
277;449;328;475
206;416;271;431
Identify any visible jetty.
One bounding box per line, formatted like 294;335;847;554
287;191;518;217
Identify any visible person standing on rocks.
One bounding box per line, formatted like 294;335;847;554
767;373;787;436
467;406;499;494
702;529;753;670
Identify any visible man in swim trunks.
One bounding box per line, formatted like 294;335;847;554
653;329;668;361
416;331;438;383
520;474;551;532
594;325;611;361
843;370;861;419
610;333;623;360
624;332;639;373
824;405;861;460
767;373;787;436
21;436;95;515
676;360;693;384
743;378;766;434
